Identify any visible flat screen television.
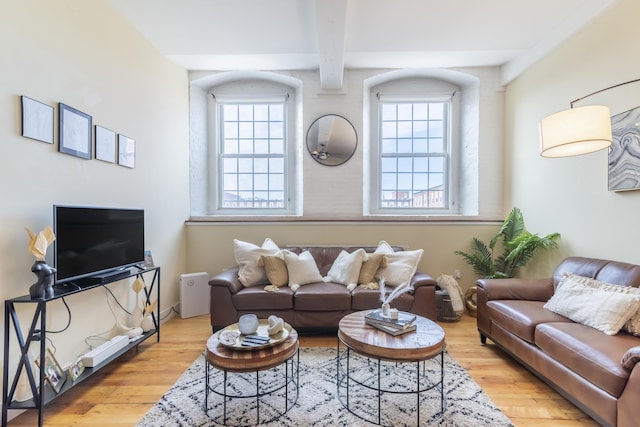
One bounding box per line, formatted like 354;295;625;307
53;205;145;285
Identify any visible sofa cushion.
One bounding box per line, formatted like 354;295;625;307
535;322;640;397
294;282;351;311
232;286;293;311
260;254;288;287
358;253;386;285
234;238;280;287
283;250;324;290
544;273;640;335
351;286;413;311
486;300;572;343
324;249;365;287
375;241;423;286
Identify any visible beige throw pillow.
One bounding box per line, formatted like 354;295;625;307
260;254;288;287
544;273;640;335
358;253;386;285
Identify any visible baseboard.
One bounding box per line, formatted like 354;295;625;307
160;303;180;323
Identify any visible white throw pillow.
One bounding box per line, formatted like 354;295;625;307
283;250;324;290
374;241;423;286
544;273;640;335
324;249;366;287
234;238;280;287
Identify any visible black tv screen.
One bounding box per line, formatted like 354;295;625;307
53;205;145;284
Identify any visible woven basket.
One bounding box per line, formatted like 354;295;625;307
436;289;459;322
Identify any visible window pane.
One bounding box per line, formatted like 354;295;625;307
381;139;397;153
239;140;253;154
413;138;428;154
413;121;428;138
224;139;238;154
269;158;284;172
254;175;268;191
270;139;284;154
269;104;283;121
224;122;238;138
382;104;396;120
223;105;238;121
382;121;397;138
428;138;444;153
239;122;253;139
381;157;396;172
270;121;283;138
238;105;253;120
397;104;412;120
429;120;443;138
429;103;444;119
254;139;269;154
238;158;253;173
254;105;269;121
223;158;237;172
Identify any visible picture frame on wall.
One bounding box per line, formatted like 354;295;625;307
118;134;135;168
35;347;67;394
21;96;54;144
608;105;640;192
59;103;92;159
95;125;116;163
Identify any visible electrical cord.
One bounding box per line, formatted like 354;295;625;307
45;297;72;334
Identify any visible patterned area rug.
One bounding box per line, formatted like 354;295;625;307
137;347;513;427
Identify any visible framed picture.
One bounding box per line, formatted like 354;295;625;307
69;358;85;382
35;347;66;394
95;125;116;163
118;134;135;168
21;96;54;144
59;103;92;159
144;250;155;268
608;105;640;191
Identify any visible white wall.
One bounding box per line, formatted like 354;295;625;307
506;0;640;276
0;0;189;388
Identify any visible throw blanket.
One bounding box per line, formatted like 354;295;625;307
437;274;465;316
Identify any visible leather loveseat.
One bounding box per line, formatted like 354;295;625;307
208;244;437;331
476;256;640;427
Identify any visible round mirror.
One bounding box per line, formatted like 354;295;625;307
306;114;357;166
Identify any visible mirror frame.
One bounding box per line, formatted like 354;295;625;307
306;114;357;166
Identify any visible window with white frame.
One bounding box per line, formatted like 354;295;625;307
369;88;459;216
218;102;286;210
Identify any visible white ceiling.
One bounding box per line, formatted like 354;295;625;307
108;0;618;89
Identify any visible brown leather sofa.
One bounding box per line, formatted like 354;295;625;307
208;245;437;331
476;256;640;427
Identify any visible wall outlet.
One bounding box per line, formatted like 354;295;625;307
454;269;462;279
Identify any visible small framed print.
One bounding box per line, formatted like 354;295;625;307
59;103;92;159
118;134;135;168
144;250;155;268
21;96;54;144
35;347;67;394
95;125;116;163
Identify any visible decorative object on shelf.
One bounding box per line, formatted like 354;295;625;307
118;134;135;168
131;277;145;328
238;313;259;335
34;347;66;394
378;278;413;317
25;226;56;299
59;102;92;159
95;125;116;163
539;77;640;158
20;96;54;144
608;105;640;191
141;299;158;332
306;114;357;166
144;250;155;268
267;314;284;335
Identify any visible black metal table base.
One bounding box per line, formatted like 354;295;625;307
336;338;445;426
204;349;299;426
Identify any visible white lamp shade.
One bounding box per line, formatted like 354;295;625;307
539;105;612;157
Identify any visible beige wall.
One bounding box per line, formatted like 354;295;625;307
505;0;640;276
186;222;499;292
0;0;189;384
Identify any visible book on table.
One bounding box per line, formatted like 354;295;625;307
364;309;417;328
365;318;417;336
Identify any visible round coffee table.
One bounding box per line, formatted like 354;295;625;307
337;310;446;425
204;324;299;425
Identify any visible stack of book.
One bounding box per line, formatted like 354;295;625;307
364;309;417;336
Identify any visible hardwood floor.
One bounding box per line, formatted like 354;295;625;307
7;313;597;426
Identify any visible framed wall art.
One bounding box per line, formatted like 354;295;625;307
59;103;92;159
21;96;54;144
95;125;116;163
608;105;640;191
118;134;135;168
35;347;66;394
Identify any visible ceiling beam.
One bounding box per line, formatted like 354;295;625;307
314;0;347;90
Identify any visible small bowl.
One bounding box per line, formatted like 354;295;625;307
238;314;259;335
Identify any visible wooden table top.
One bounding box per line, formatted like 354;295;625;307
205;326;299;372
338;310;445;361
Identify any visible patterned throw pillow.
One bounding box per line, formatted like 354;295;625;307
358;253;386;285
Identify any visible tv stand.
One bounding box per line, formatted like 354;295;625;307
2;267;160;427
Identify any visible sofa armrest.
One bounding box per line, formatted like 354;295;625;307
476;277;554;302
622;347;640;371
410;271;437;289
208;266;243;295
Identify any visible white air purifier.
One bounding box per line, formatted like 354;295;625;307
179;272;210;318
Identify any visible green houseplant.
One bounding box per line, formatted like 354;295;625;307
455;207;560;279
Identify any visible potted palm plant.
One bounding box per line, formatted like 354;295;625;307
455;207;560;314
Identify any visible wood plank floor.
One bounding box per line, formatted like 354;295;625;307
7;313;598;426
